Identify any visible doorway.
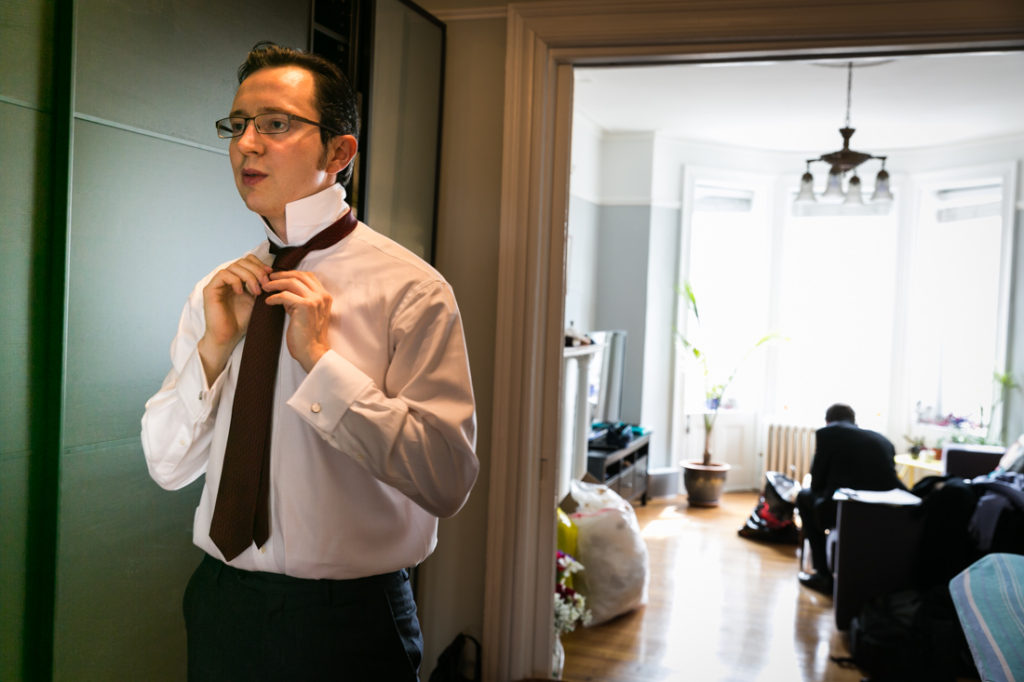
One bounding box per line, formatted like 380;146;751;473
565;53;1021;493
482;3;1024;679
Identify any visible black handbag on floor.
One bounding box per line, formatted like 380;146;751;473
429;633;481;682
737;471;800;544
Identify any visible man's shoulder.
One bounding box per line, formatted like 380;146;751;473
817;422;854;437
863;427;895;450
842;424;895;452
818;422;892;447
349;223;446;284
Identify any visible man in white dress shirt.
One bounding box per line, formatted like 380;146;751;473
141;42;477;681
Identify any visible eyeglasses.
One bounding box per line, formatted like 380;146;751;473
215;112;341;139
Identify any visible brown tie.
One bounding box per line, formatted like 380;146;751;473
209;209;357;561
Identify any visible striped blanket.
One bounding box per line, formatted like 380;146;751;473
949;553;1024;682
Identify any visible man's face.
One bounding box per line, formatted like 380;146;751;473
228;65;347;233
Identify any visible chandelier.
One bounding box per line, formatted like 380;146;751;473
795;62;893;206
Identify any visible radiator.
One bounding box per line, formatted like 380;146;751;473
764;423;816;484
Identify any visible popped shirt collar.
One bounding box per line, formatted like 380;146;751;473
263;183;350;248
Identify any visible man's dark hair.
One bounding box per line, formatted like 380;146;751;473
825;403;856;424
237;41;359;185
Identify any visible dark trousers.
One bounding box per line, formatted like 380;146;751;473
184;554;422;681
796;489;837;576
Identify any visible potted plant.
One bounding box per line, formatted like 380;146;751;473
985;370;1021;444
903;435;926;458
676;281;779;506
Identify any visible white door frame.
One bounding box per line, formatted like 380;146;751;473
483;2;1024;678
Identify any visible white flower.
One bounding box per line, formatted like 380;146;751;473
554;551;593;634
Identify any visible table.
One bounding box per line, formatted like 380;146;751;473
894;452;943;487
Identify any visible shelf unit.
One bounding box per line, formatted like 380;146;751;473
586;432;651;505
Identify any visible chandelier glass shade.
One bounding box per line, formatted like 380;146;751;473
796;62;893;207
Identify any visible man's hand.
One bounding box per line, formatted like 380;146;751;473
264;270;333;373
198;254;273;383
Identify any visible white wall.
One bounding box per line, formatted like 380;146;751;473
565;196;600;334
565;115;604;332
600;131;656;204
569;113;603;203
639;205;680;465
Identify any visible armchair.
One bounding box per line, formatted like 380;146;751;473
942;443;1006;479
831;444;1005;630
831;493;923;630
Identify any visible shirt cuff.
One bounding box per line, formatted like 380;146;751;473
175;347;227;422
287;348;373;432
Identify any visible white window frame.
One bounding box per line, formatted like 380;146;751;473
891;161;1018;443
671;165;780;487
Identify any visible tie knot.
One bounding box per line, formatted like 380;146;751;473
269;244;303;271
266;210;357;271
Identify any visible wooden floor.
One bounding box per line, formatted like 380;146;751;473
560;491;863;682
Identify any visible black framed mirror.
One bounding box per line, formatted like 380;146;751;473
311;0;445;263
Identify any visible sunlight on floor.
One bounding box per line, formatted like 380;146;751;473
562;492;864;682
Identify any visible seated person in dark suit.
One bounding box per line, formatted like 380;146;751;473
797;403;904;594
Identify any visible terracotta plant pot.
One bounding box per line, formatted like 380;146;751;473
682;461;731;507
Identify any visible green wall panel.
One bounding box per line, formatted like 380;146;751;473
0;454;30;681
53;108;261;681
0;0;54;109
53;440;202;680
62;119;253;450
0;103;46;459
1;0;56;677
52;1;310;677
76;0;310;144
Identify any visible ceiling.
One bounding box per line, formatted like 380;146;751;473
573;51;1024;156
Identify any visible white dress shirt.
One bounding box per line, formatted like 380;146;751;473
141;184;478;579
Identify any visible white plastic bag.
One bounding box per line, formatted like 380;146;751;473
568;480;649;625
569;479;629;514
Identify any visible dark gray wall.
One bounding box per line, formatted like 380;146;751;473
567;196;680;465
593;204;652;425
